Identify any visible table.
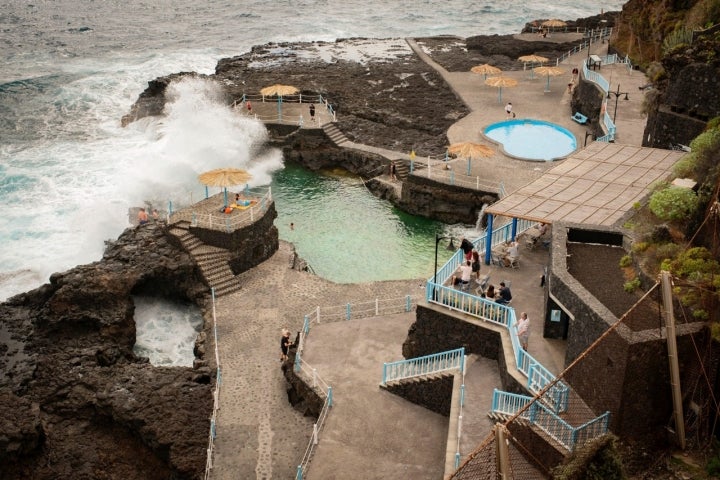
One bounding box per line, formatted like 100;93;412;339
589;55;602;71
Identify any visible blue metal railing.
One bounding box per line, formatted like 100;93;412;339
426;220;571;413
491;390;610;452
381;347;465;385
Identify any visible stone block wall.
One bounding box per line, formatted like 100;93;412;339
403;305;526;395
188;203;279;275
398;175;497;225
381;374;454;416
548;222;707;439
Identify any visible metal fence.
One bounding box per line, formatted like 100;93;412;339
232;93;337;125
203;288;223;480
293;294;419;479
168;186;273;232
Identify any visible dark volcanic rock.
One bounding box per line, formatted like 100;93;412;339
0;223;213;480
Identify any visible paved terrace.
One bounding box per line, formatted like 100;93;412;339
207;35;654;479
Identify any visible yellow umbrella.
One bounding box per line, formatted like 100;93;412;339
470;64;502;80
448;142;494;159
198;168;253;206
541;19;567;28
259;84;299;97
534;66;565;92
259;84;299;120
448;142;494;176
518;55;548;79
485;76;518;103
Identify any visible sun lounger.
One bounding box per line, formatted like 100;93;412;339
571;112;588;124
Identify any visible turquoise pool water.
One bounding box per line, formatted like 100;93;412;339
271;163;462;284
484;119;577;161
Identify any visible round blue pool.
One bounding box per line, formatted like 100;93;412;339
484;119;577;161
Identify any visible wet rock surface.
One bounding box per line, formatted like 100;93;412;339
0;223;212;479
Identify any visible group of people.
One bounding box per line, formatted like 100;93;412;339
481;281;512;305
137;207;159;225
453;236;532;349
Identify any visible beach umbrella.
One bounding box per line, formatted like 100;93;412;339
470;64;502;80
198;168;253;206
517;55;548;78
259;84;299;97
534;66;565;92
541;19;567;29
448;142;494;159
260;84;299;120
484;76;518;103
448;142;494;176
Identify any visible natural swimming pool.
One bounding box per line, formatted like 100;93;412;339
484;119;577;161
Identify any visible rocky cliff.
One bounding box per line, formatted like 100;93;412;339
0;223;213;479
608;0;720;147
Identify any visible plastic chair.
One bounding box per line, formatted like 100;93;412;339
509;256;519;269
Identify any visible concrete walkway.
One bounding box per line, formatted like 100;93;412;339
209;36;653;479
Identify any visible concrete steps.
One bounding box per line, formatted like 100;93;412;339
323;123;350;146
168;223;242;297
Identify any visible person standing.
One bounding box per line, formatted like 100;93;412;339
516;312;530;350
280;329;292;362
505;102;513;119
137;208;149;225
309;103;316;122
471;250;481;282
390;163;397;181
246;100;252;114
460;237;473;262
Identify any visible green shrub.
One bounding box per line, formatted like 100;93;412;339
707;451;720;475
656;242;681;260
662;27;693;55
671;154;697;178
624;278;641;293
632;242;650;253
649;185;700;221
619;255;633;268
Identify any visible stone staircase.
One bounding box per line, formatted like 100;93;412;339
168;221;242;297
390;159;412;181
322;123;350;146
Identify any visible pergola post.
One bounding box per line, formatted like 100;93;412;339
484;214;494;265
511;217;518;241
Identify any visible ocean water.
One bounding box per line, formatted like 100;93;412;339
0;0;626;301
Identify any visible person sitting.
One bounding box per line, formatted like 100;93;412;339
453;261;473;291
504;241;519;267
485;284;496;300
497;281;512;305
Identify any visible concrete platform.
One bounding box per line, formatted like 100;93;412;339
208;35;652;479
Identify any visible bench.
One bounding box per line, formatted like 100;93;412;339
571;112;588;124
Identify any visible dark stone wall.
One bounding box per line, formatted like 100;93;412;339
282;345;324;419
644;106;707;149
403;305;526;395
507;422;565;473
398;176;497;225
188;203;279;275
282;129;391;178
570;76;607;139
549;222;708;439
403;305;501;361
381;374;454;416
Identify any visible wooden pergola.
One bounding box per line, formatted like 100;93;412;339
481;142;686;263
